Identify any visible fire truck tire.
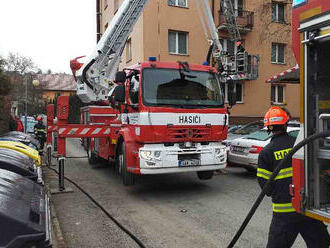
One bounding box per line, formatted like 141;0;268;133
119;142;135;186
197;170;214;180
88;151;98;166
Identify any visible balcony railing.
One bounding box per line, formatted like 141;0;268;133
218;9;254;33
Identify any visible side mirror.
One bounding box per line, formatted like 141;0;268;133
227;80;237;107
114;85;126;103
115;71;126;83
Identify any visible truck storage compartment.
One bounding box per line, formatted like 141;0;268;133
0;148;38;182
306;37;330;219
0;169;52;248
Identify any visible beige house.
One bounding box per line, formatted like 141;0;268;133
97;0;300;123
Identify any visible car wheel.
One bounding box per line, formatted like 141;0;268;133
197;170;214;180
244;166;257;174
118;142;135;186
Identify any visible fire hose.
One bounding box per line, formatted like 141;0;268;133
227;130;330;248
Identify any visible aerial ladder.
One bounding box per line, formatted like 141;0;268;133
73;0;150;103
72;0;258;104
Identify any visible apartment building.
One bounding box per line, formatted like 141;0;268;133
97;0;300;123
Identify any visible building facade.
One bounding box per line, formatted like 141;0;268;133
97;0;300;123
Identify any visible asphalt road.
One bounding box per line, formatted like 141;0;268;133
47;139;325;248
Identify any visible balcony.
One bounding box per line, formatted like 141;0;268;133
218;9;254;34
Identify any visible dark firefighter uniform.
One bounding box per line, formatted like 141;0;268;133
34;121;46;151
258;132;330;248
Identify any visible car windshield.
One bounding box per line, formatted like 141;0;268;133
142;68;224;108
233;122;263;135
246;130;272;141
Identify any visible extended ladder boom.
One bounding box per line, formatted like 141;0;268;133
76;0;149;103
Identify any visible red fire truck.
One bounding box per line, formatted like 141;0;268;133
48;0;259;187
291;0;330;223
79;60;229;185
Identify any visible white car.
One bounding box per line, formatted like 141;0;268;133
227;127;300;172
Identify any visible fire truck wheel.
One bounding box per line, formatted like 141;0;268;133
88;150;98;166
197;170;214;180
119;142;135;186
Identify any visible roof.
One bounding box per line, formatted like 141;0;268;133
34;73;76;91
265;65;299;84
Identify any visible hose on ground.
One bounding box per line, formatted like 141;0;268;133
47;167;147;248
227;130;330;248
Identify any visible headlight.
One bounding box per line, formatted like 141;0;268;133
140;150;152;160
215;147;226;155
154;151;161;158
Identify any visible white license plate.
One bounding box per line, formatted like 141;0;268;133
232;146;245;153
179;159;201;167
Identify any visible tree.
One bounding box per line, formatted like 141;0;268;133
4;52;35;74
0;56;12;134
3;53;46;117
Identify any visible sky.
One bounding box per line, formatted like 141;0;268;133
0;0;96;74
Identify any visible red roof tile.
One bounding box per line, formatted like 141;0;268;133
34;74;76;91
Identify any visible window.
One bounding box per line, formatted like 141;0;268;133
222;0;244;16
168;0;187;8
104;22;108;31
168;31;188;55
219;39;236;55
293;0;307;8
222;82;243;103
271;43;285;64
129;74;139;104
104;0;108;10
126;38;132;62
271;85;285;104
272;2;285;23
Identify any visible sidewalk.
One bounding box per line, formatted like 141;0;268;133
43;147;140;248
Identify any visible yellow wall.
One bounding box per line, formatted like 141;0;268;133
42;91;75;101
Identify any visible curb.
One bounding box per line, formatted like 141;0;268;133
43;167;67;248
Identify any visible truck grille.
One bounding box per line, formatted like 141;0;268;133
167;127;211;141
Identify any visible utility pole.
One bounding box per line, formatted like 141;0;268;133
24;76;28;133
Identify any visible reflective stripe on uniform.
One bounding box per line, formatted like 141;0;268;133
272;202;296;213
275;167;292;180
35;128;46;133
257;167;292;180
257;168;272;180
274;148;292;160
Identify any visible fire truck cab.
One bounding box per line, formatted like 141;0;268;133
82;59;228;185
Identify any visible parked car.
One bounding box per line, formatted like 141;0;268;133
223;120;264;147
228;125;242;133
227;127;300;172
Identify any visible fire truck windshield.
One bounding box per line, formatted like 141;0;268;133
293;0;307;8
142;68;224;108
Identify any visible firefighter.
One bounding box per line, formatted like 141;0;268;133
258;106;330;248
34;116;46;154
